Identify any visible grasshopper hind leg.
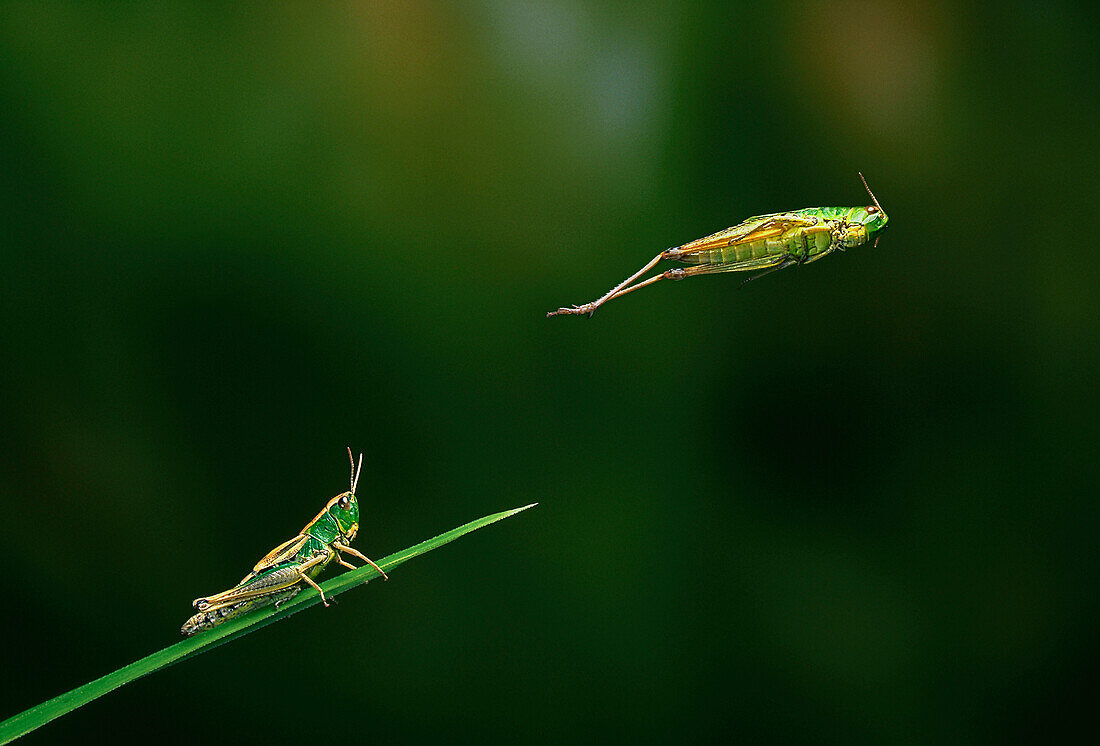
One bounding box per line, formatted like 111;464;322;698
547;248;680;317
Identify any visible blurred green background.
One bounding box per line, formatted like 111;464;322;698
1;2;1096;743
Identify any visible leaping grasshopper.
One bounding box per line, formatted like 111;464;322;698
181;448;387;636
548;173;888;317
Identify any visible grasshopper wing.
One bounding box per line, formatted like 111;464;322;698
249;534;311;575
676;212;820;258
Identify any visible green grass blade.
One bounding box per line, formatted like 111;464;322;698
0;503;536;745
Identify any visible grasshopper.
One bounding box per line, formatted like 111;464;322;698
548;173;888;317
181;448;387;636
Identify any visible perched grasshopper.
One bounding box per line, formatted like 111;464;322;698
548;173;888;317
181;448;387;636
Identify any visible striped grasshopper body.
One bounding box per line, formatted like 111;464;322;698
548;174;888;317
181;449;387;636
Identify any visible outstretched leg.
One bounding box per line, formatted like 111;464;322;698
547;247;683;317
592;254;792;305
577;267;688;306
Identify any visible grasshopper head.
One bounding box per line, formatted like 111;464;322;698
846;172;888;247
328;491;360;540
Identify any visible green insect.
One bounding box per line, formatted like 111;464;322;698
548;173;888;317
181;448;388;636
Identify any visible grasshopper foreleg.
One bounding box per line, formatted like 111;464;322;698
334;540;389;581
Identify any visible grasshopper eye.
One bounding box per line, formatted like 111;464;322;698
867;206;878;213
338;495;351;510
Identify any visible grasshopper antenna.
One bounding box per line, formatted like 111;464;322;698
858;172;884;215
349;449;363;494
